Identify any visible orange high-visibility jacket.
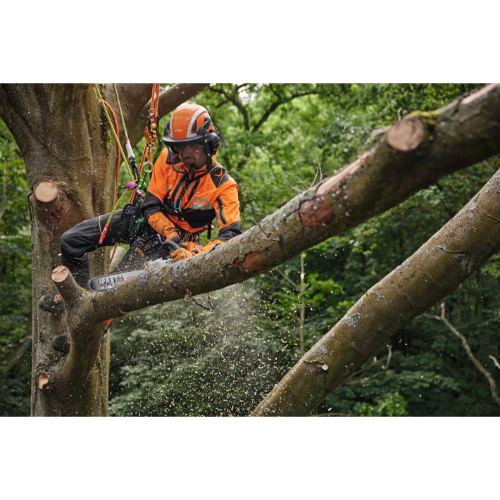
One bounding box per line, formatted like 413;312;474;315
142;149;241;243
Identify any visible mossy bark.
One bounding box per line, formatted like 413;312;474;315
0;84;116;415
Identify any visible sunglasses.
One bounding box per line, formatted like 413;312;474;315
176;144;203;153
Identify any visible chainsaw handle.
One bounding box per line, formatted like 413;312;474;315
157;235;181;259
162;240;180;252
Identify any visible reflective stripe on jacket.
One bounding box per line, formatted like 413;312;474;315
142;149;241;242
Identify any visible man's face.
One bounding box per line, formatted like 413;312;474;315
177;144;206;170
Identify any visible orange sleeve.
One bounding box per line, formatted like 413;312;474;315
147;212;178;238
215;182;240;229
143;149;179;237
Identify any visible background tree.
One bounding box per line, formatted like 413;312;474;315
0;118;31;415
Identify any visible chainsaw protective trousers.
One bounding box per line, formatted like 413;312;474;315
60;208;155;288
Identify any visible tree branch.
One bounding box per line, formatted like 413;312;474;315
208;86;250;130
113;83;209;148
60;84;500;331
424;302;500;408
252;90;320;133
342;345;392;386
0;336;32;380
489;355;500;370
251;149;500;415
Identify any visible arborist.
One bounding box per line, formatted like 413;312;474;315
40;104;241;313
143;103;241;262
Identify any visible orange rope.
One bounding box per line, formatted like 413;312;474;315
129;84;161;204
100;84;161;255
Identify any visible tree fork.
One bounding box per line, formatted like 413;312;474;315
0;84;213;416
49;265;108;400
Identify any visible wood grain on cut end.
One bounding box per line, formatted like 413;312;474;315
52;265;70;283
34;181;58;203
386;117;425;153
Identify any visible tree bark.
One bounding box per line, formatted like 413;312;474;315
0;83;207;416
251;167;500;415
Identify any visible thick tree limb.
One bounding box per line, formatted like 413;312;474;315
251;167;500;416
124;83;209;147
50;266;106;390
59;84;500;329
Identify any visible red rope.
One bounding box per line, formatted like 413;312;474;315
106;85;161;259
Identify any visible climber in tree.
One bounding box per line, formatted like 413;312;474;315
41;104;241;307
143;103;242;262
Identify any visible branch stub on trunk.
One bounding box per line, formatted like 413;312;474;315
38;373;49;390
386;117;425;153
52;266;70;283
34;181;58;203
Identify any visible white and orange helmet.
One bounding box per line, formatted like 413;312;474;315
163;104;220;159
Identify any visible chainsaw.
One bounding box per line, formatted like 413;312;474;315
88;237;179;293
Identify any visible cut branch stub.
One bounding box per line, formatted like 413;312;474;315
52;266;70;283
386;117;425;153
37;373;49;390
52;265;84;306
34;181;58;203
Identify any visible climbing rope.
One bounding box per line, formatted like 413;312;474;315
93;84;161;246
94;84;135;182
101;100;121;204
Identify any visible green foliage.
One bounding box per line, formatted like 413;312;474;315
109;84;500;416
109;285;285;416
2;84;500;416
354;392;409;417
0;118;31;416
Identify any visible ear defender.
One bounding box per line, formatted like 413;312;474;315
201;117;220;157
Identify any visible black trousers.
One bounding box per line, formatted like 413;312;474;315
60;208;157;288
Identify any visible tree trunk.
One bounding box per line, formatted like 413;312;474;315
0;83;206;416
